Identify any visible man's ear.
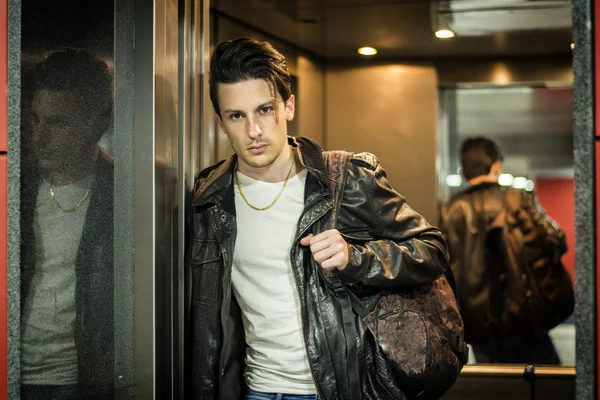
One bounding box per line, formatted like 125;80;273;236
214;112;224;130
285;95;295;121
490;160;502;178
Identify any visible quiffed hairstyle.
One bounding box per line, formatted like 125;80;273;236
32;48;113;129
460;137;504;180
209;38;292;117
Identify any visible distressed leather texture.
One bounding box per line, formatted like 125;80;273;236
186;137;450;399
324;151;466;400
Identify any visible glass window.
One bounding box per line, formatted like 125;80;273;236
19;1;132;398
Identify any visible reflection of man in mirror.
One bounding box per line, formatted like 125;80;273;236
439;137;570;365
20;48;114;399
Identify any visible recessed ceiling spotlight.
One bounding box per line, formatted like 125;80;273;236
358;47;378;56
435;29;455;39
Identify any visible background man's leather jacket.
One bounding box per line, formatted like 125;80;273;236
439;182;568;344
186;137;449;399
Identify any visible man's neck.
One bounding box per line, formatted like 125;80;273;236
238;146;298;183
468;175;497;186
44;157;96;186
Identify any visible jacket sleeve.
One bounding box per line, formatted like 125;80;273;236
336;158;450;289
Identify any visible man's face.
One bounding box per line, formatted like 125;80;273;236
215;79;295;173
30;90;101;175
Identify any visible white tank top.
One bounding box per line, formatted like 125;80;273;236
232;169;316;394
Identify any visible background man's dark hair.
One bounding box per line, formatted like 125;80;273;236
209;38;292;117
31;48;113;126
460;137;504;180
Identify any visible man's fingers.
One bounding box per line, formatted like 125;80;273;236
309;239;332;254
300;234;313;246
321;253;347;271
301;230;349;270
312;246;339;264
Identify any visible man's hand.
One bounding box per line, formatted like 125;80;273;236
300;229;349;271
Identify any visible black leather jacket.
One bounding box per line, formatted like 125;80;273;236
439;182;567;343
186;137;449;399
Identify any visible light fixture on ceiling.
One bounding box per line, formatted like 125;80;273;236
358;47;378;56
446;174;462;187
435;29;455;39
525;180;535;192
512;177;527;189
570;42;575;50
498;173;514;186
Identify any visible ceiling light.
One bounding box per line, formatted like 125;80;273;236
525;180;535;192
570;43;575;50
435;29;455;39
498;174;514;186
446;174;462;187
358;47;377;56
512;177;527;189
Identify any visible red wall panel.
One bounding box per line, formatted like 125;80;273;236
535;178;575;282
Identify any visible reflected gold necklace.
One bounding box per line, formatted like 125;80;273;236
49;186;91;212
236;148;296;211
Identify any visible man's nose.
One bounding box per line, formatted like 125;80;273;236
246;116;263;139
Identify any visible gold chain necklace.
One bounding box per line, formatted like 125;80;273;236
236;148;296;211
49;186;91;212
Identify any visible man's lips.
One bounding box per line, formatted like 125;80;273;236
248;144;268;153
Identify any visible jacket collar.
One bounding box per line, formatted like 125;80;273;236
461;181;500;194
192;136;331;208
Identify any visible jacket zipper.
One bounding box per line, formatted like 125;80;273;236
291;242;324;400
291;198;333;399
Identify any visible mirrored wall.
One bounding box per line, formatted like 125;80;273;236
439;85;576;367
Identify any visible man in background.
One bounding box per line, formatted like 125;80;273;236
440;137;571;364
20;48;115;399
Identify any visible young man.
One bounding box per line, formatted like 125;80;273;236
439;137;569;364
20;48;114;399
187;37;449;399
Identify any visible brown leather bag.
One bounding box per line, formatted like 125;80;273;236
322;151;468;400
489;189;575;335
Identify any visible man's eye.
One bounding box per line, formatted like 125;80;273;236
230;113;242;121
259;106;273;114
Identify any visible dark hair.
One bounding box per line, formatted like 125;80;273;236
460;137;504;180
32;48;113;128
209;38;292;116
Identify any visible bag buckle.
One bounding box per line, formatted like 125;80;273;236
330;278;346;294
450;333;469;364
